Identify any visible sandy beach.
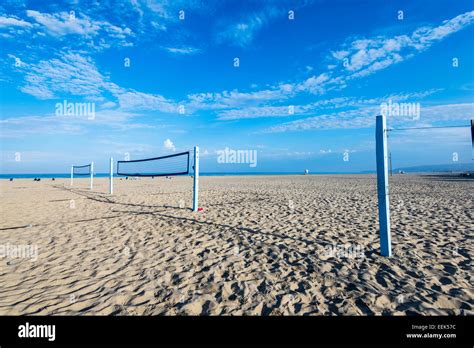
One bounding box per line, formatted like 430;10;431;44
0;174;472;315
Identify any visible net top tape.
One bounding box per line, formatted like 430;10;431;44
73;164;91;169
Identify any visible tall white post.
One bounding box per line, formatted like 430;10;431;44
70;166;73;186
193;146;199;212
471;119;473;160
109;157;113;195
90;162;94;190
376;115;391;257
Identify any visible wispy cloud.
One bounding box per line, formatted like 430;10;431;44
0;15;32;28
163;46;201;55
0;14;33;38
215;90;442;121
265;107;379;133
97;139;159;157
186;84;294;112
0;109;154;139
20;10;135;48
265;102;474;133
13;52;114;100
217;13;271;47
26;10;101;37
215;1;313;47
9;52;178;114
330;11;474;80
117;90;176;112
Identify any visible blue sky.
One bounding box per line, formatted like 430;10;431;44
0;0;473;174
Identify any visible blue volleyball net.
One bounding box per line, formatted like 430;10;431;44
72;164;92;176
117;151;190;177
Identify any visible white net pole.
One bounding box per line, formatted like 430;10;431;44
90;162;94;190
193;146;199;212
376;115;391;257
109;157;113;195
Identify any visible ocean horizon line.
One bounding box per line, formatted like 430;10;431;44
0;171;375;179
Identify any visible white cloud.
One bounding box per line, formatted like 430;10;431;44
0;15;32;28
265;102;473;133
215;90;442;121
0;109;154;139
332;11;474;79
164;46;201;55
98;139;158;156
117;90;176;112
216;97;352;120
296;73;330;94
20;10;134;49
217;15;268;47
101;101;117;109
414;103;474;123
11;52;179;114
266;108;379;133
163;138;176;151
186;84;294;112
26;10;100;37
216;2;315;47
217;106;297;120
17;53;111;100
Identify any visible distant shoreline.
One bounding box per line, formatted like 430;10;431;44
0;172;368;179
1;171;473;179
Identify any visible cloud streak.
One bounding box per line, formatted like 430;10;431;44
265;102;474;133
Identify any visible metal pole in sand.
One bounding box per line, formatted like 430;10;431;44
376;114;391;257
90;162;94;190
193;146;199;212
109;157;113;195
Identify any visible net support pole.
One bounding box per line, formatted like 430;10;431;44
376;115;391;257
193;146;199;212
471;119;473;160
90;162;94;190
109;157;113;195
70;166;73;186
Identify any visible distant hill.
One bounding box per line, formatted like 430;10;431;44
393;162;474;173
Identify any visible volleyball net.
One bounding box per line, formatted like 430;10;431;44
71;162;94;189
72;164;92;176
117;151;190;177
113;147;200;211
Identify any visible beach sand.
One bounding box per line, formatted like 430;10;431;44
0;174;472;315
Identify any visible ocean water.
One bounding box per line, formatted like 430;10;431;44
0;172;355;179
